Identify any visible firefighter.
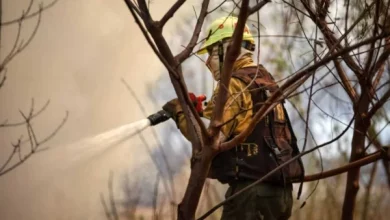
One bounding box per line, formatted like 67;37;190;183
163;16;304;220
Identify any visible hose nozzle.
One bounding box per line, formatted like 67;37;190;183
147;110;172;126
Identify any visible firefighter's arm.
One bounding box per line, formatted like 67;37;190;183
162;99;203;141
174;78;252;140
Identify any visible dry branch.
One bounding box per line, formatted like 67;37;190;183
300;0;371;75
100;171;119;220
221;33;390;150
0;110;68;176
0;0;59;26
209;0;250;136
333;59;358;103
121;78;177;209
160;0;186;28
125;0;209;146
301;151;385;182
249;0;270;15
364;0;382;75
175;0;209;63
0;0;65;178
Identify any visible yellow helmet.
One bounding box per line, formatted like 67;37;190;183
197;16;255;55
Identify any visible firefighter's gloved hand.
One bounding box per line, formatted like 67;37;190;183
189;93;206;117
162;99;183;123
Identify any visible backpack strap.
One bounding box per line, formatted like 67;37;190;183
282;104;305;199
232;65;278;91
234;65;305;199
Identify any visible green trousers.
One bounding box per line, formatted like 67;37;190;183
221;181;293;220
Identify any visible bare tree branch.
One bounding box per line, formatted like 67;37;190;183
1;100;50;127
100;171;119;220
301;151;385;182
152;173;160;220
175;0;210;63
0;68;6;88
124;0;173;76
160;0;186;28
121;78;177;207
0;110;68;176
364;0;382;75
300;0;374;76
100;193;112;220
109;172;119;220
361;161;378;220
371;37;390;74
0;0;3;46
367;87;390;119
0;0;59;26
209;0;250;138
0;0;65;179
207;0;228;14
221;33;390;150
248;0;270;15
333;59;358;103
1;3;43;68
124;0;209;148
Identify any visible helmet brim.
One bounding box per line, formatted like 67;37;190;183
196;49;208;55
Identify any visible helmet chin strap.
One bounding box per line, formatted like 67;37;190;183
217;41;224;80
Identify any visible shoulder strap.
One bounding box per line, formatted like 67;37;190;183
282;104;297;143
232;65;278;92
282;103;305;199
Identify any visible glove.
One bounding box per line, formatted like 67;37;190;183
162;98;183;123
188;93;206;116
162;93;207;122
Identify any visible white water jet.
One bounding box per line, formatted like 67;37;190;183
70;119;151;162
37;119;151;174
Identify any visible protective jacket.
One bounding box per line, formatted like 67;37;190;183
209;65;305;185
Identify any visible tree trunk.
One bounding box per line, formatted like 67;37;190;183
342;92;371;219
178;145;215;220
361;161;378;220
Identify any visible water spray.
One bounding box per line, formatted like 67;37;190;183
64;93;206;164
27;93;207;197
37;93;207;175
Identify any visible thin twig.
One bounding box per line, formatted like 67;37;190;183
1;0;59;26
221;33;390;150
207;0;228;14
367;87;390;119
108;171;119;220
301;151;384;182
121;78;177;205
248;0;270;15
2;4;43;68
175;0;210;63
100;193;112;220
1;100;50;127
160;0;186;28
152;173;160;220
0;110;68;175
209;0;250;137
126;0;210;145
